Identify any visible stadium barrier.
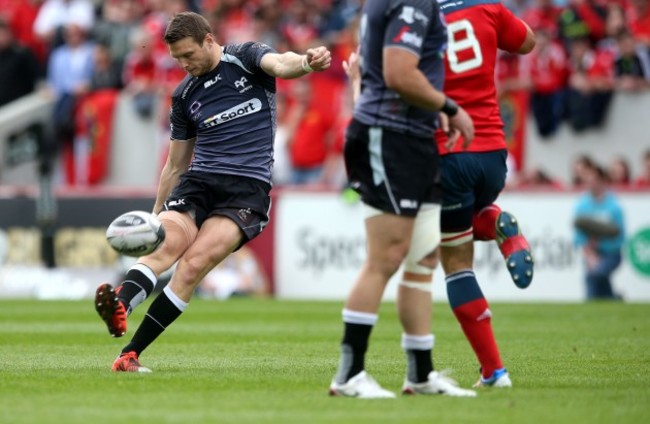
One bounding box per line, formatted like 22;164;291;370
1;188;649;302
4;92;650;189
274;190;650;302
0;92;54;186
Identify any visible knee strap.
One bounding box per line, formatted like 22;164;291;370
404;204;441;274
399;280;433;292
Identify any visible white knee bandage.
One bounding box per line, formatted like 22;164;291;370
441;228;473;247
399;280;433;292
404;204;441;275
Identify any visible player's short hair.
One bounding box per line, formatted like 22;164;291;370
164;12;212;46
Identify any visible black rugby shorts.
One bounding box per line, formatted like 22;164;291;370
344;119;441;217
164;171;271;244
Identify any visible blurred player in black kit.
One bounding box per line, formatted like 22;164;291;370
328;0;477;398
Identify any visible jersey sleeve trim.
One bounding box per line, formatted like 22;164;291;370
221;51;254;74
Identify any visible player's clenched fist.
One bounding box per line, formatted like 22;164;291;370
305;46;332;72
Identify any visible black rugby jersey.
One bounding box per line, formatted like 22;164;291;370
354;0;447;137
169;42;277;183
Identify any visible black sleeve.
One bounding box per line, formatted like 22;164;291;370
169;78;197;141
383;0;434;56
226;41;276;71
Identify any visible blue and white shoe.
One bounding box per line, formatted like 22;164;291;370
473;368;512;388
496;211;534;289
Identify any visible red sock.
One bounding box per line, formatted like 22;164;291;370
472;204;501;241
452;298;503;378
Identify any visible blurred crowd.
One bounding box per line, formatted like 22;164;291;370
1;0;649;190
510;149;650;191
0;0;359;187
501;0;650;136
499;0;650;190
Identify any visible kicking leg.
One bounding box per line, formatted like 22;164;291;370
113;215;241;372
95;211;197;337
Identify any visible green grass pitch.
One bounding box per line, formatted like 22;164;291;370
1;299;649;424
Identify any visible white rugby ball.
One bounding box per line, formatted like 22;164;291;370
106;211;165;257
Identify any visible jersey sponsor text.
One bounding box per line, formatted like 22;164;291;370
203;98;262;128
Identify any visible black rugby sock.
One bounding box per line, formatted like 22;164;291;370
338;322;373;383
402;333;435;383
117;266;156;315
406;349;434;383
121;288;186;356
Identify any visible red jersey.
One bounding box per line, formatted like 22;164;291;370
437;0;528;155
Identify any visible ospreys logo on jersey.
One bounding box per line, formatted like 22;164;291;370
399;6;415;23
203;98;262;128
234;76;252;93
399;5;429;25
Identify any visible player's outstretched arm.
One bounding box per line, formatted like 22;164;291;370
260;46;332;79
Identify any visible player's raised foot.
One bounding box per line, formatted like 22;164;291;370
94;283;127;337
402;371;477;397
496;211;534;289
112;351;151;373
329;371;396;399
473;368;512;388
